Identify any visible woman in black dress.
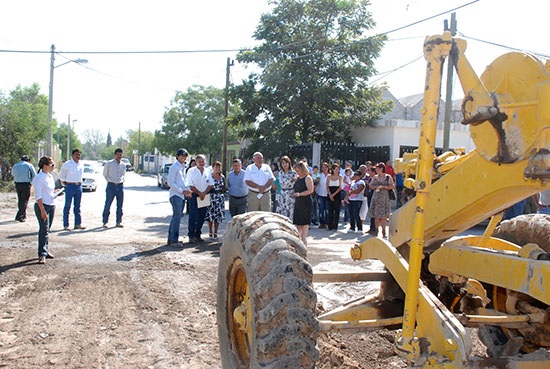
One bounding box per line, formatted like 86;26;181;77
292;161;314;245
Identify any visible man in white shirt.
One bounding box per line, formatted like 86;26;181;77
538;191;550;215
167;148;191;246
59;149;85;230
102;148;126;228
185;154;213;243
244;152;275;212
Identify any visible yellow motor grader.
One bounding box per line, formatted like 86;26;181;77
217;31;550;368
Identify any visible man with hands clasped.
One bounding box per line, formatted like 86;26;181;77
244;152;275;212
185;154;213;243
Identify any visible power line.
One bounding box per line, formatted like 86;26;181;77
458;32;550;59
368;55;424;85
379;0;479;38
0;47;244;55
55;53;174;93
293;0;479;60
0;1;479;58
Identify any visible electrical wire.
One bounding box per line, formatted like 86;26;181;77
0;1;478;57
292;0;479;60
458;32;550;59
368;54;424;85
55;53;175;93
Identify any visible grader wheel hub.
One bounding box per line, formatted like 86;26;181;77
233;302;249;332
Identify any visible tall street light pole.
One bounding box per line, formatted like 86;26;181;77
67;114;70;161
67;115;77;161
47;45;88;156
222;57;233;175
47;45;55;156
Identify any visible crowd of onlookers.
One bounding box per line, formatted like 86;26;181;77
13;147;550;264
269;157;402;239
167;150;403;246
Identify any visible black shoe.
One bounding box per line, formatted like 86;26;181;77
196;237;205;243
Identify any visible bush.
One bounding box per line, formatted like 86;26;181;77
0;180;15;192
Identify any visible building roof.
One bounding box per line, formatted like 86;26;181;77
397;92;463;110
398;93;425;108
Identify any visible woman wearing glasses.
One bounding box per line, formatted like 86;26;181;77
32;156;60;264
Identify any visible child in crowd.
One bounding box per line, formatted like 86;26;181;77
341;168;352;205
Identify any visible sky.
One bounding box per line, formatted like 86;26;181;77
0;0;548;145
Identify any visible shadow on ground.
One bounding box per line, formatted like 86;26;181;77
0;258;40;273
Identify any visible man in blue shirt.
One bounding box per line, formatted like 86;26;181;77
227;159;248;216
12;155;36;222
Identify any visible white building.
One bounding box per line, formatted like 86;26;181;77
352;89;474;160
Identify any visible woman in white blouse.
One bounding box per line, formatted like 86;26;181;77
33;156;60;264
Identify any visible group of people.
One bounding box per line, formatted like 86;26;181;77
14;149;127;264
165;150;317;246
271;158;397;238
16;146;550;264
166;149;227;245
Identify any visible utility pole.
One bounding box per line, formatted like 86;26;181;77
138;122;141;155
67;114;71;161
47;44;55;156
138;122;141;170
442;12;457;151
222;57;234;175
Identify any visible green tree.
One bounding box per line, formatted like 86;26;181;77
81;129;106;160
155;85;243;156
232;0;392;159
106;130;112;147
54;123;82;161
126;129;155;156
0;83;49;179
100;146;116;160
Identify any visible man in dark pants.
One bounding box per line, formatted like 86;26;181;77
12;155;36;222
102;148;126;228
227;159;248;216
59;149;85;230
185;155;213;243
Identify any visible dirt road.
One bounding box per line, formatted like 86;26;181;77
0;172;224;368
0;169;482;368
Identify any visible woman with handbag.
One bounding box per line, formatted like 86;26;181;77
367;162;394;238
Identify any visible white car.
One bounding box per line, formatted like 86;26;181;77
121;158;134;171
82;167;97;192
157;163;172;188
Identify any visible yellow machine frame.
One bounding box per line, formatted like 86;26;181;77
314;32;550;367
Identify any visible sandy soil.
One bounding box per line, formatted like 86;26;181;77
0;176;488;368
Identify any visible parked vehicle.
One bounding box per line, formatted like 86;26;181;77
121;158;134;171
157;163;172;189
82;167;97;192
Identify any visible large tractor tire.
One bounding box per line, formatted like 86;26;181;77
493;213;550;252
217;212;319;368
479;213;550;357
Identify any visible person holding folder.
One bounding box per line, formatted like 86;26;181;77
185;155;213;243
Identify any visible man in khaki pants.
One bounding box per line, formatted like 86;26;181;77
244;152;275;212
